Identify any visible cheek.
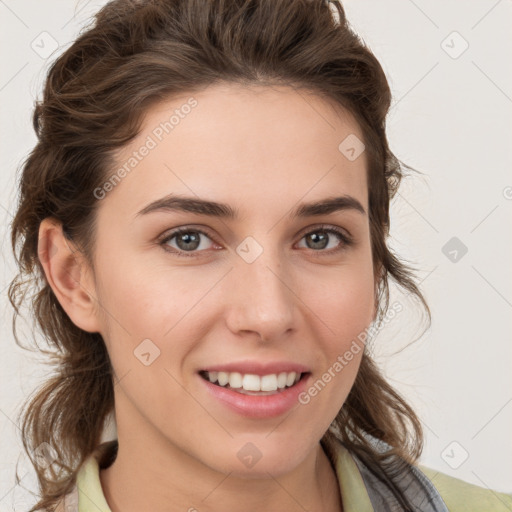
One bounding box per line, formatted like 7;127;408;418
93;252;219;390
305;258;376;341
301;260;374;401
94;250;190;335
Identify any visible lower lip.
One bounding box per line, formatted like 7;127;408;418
199;373;311;419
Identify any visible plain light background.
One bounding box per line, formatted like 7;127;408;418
1;0;511;508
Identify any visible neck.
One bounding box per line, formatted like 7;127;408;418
99;412;343;512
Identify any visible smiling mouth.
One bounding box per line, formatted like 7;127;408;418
199;370;310;395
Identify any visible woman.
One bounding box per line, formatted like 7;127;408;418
8;0;511;511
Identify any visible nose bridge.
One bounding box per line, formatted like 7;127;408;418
236;234;289;301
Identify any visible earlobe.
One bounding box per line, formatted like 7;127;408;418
38;218;102;333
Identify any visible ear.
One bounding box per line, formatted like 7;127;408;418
38;218;102;333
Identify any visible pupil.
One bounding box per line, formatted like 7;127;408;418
309;232;327;249
178;232;199;250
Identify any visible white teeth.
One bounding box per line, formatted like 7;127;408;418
261;374;277;392
228;372;243;389
217;371;229;386
242;374;260;391
203;370;303;392
277;372;288;389
286;372;297;387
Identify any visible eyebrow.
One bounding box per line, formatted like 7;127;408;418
135;193;366;220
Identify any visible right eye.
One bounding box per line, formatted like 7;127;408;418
158;226;220;257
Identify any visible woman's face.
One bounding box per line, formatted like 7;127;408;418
87;83;376;477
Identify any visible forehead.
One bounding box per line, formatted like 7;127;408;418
102;83;368;222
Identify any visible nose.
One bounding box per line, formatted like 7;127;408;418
224;243;296;343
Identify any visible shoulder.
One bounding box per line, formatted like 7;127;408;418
418;464;512;511
336;432;512;512
52;441;117;512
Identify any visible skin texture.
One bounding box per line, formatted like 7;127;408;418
39;83;377;512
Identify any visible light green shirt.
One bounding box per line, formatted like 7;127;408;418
59;441;512;511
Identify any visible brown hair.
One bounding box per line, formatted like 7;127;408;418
8;0;430;510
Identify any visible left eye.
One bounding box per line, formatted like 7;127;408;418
297;228;352;252
159;225;353;257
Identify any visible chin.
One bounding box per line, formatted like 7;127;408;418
206;440;311;479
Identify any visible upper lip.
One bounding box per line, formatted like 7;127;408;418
200;360;311;376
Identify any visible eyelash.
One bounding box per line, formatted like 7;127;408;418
158;224;354;258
